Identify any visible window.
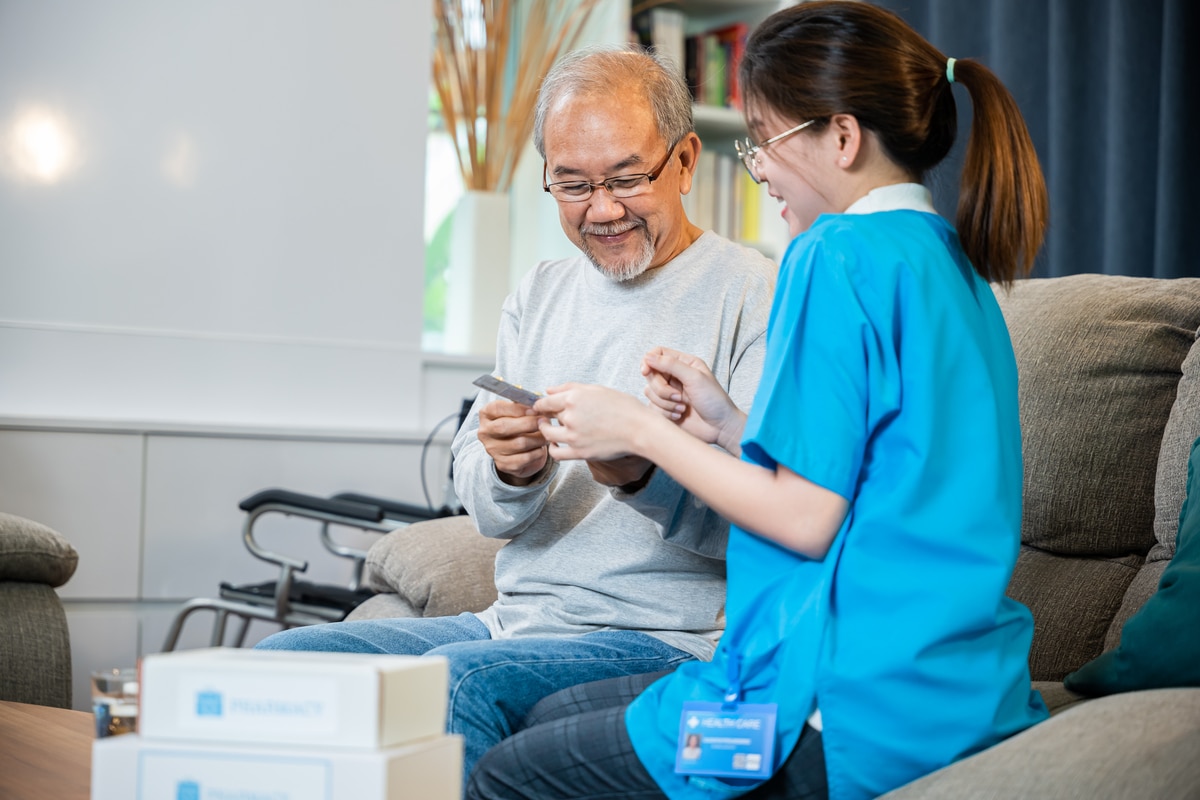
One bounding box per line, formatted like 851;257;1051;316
423;89;464;352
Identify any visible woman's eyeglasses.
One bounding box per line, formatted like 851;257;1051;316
734;119;817;183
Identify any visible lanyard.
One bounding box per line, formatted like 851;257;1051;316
723;652;742;710
674;650;778;781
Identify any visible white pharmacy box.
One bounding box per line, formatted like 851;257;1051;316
91;732;462;800
139;647;448;749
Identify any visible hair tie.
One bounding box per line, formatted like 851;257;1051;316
945;57;957;84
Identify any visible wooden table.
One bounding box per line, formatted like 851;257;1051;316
0;700;93;800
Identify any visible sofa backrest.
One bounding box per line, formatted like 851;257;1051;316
994;274;1200;681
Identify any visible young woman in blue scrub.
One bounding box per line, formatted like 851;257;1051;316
466;2;1050;798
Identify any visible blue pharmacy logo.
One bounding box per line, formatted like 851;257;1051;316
196;690;223;717
176;780;200;800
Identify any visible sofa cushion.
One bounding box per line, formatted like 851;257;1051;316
995;275;1200;679
0;512;78;587
361;515;502;618
0;582;74;707
995;275;1200;559
877;688;1200;799
1006;548;1139;681
1103;323;1200;643
1064;436;1200;696
1152;328;1200;559
1103;560;1167;652
1030;680;1088;716
345;592;423;621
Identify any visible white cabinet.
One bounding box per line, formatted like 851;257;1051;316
0;430;143;600
0;421;450;710
140;434;435;600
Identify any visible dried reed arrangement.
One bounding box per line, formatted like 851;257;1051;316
432;0;602;192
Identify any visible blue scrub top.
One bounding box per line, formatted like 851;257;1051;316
626;209;1048;800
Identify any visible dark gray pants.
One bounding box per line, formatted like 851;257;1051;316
466;671;828;800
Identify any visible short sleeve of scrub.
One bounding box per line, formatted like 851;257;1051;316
742;229;894;497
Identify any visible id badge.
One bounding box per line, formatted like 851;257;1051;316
674;700;778;779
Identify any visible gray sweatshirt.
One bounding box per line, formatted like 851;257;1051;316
452;231;776;660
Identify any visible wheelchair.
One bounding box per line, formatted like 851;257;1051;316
160;402;471;652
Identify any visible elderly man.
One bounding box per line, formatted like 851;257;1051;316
257;45;776;786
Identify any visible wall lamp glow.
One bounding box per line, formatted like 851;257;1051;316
2;107;81;184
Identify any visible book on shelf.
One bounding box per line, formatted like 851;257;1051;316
631;6;686;79
684;33;702;101
687;149;718;235
714;151;734;241
687;150;761;246
686;21;749;109
709;22;748;109
701;32;727;107
740;170;761;244
630;12;749;111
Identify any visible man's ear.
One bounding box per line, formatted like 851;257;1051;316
828;113;863;168
675;132;702;195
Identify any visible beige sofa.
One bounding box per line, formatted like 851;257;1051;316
353;273;1200;798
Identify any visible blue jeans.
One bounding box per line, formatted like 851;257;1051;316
255;613;694;790
467;673;827;800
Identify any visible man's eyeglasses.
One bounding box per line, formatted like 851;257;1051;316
543;141;678;202
734;119;817;184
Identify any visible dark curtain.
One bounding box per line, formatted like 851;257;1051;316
872;0;1200;278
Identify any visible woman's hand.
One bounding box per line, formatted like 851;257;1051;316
642;348;745;453
533;383;658;462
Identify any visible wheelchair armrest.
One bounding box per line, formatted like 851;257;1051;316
330;492;459;524
236;488;393;574
239;488;386;523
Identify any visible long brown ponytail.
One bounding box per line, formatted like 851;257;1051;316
739;1;1047;285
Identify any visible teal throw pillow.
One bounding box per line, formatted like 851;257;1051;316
1064;436;1200;695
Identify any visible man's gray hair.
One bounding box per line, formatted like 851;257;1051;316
532;45;694;158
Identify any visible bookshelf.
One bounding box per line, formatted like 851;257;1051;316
631;1;792;259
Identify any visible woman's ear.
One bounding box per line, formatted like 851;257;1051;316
829;113;863;169
675;131;702;195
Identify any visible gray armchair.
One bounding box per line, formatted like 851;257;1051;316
0;512;78;708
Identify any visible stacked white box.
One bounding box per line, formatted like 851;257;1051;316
92;732;461;799
139;647;449;748
91;647;462;800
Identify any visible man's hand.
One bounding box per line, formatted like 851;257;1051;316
586;455;654;491
477;399;550;486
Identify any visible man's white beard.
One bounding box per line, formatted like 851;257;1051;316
581;224;655;282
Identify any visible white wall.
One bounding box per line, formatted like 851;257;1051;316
0;0;487;711
0;0;440;430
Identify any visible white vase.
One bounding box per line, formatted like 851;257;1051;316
443;189;511;356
